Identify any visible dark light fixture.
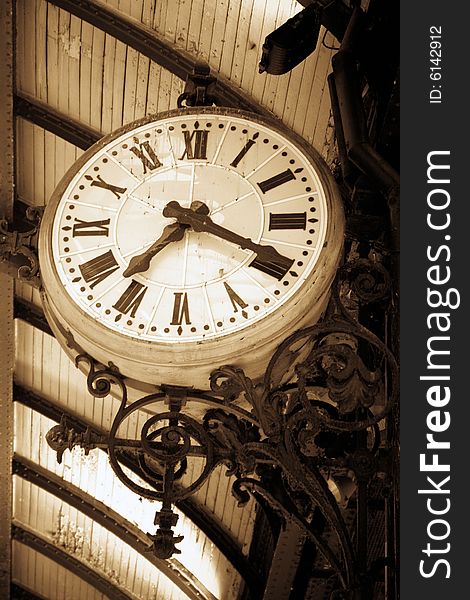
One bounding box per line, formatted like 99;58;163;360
259;3;322;75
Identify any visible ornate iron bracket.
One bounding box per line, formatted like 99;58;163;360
45;253;398;596
0;205;42;287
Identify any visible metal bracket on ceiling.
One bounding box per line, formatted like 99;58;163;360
177;62;221;108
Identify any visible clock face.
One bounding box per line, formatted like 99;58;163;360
48;109;331;344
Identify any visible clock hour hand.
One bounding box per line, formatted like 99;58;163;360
123;222;188;277
123;201;209;278
163;200;294;278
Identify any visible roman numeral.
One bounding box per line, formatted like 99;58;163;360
113;280;147;319
85;174;127;199
179;129;208;160
78;250;119;289
257;169;296;194
269;212;307;230
223;282;248;314
170;292;191;325
71;218;110;237
230;134;258;168
249;254;294;281
130;139;162;174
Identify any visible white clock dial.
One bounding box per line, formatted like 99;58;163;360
51;112;328;342
40;108;344;387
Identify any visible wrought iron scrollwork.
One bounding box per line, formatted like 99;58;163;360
0;206;42;286
46;416;99;464
46;254;398;596
342;257;392;305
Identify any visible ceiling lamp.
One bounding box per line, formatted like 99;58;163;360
259;3;322;75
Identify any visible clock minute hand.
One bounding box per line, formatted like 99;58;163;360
163;201;294;275
123;222;188;278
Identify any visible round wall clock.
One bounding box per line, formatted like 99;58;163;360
39;107;344;388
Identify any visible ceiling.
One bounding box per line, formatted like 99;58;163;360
1;0;398;599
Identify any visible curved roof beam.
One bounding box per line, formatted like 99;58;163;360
46;0;271;117
12;382;260;596
10;583;45;600
14;297;53;337
14;93;101;151
12;523;133;600
13;455;217;600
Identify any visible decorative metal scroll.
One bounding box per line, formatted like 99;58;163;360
46;255;397;594
0;206;42;287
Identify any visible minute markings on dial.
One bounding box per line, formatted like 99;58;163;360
263;192;317;207
164;126;177;166
202;285;216;333
212;120;230;164
60;242;116;258
144;286;165;335
244;145;284;179
261;237;314;251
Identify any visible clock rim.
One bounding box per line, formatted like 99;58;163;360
39;106;344;386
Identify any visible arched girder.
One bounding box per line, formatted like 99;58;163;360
13;454;217;600
14;93;102;151
46;0;271;117
10;582;47;600
14;297;53;336
12;382;261;596
12;523;133;600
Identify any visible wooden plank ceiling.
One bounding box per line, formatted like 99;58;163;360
11;0;339;598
